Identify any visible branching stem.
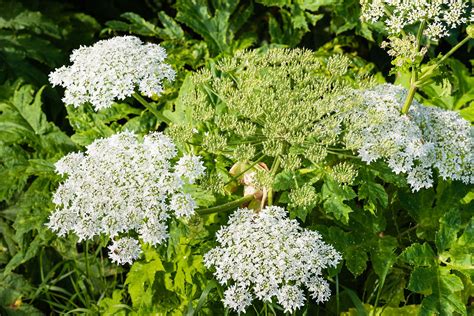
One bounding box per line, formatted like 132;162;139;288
132;92;170;123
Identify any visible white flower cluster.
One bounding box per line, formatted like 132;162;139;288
203;206;341;314
360;0;471;40
344;84;473;191
49;36;175;111
48;131;205;265
380;35;428;67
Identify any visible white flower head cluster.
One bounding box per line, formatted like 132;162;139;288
344;84;473;191
49;36;175;111
203;206;341;314
360;0;471;40
48;131;205;265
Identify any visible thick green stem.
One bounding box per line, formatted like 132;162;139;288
415;21;425;51
401;22;425;114
132;92;170;123
401;82;417;114
401;36;471;114
196;195;254;215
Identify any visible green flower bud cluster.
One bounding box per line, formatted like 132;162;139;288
289;184;319;210
173;48;371;181
330;162;358;185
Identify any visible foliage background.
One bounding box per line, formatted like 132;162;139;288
0;0;472;315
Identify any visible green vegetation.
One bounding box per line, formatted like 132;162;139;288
0;0;472;315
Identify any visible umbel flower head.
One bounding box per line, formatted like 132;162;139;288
343;84;473;191
360;0;471;40
169;48;373;191
203;206;341;314
49;36;175;111
48;131;205;265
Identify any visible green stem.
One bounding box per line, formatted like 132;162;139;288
400;82;417;114
196;195;254;215
437;35;470;66
398;224;419;238
224;154;265;186
132;92;170;123
415;21;425;49
267;156;281;206
326;150;359;159
398;20;426;115
417;35;471;86
401;22;425;114
85;241;90;280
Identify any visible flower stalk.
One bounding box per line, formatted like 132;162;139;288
132;92;170;123
401;33;471;114
196;195;255;215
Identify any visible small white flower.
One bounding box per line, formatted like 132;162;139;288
344;84;473;191
108;237;142;265
204;206;341;313
223;285;253;314
174;154;206;184
277;285;306;313
169;193;196;218
49;36;175;110
361;0;470;41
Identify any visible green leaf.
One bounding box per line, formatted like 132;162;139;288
402;230;470;316
321;179;356;224
175;0;253;55
104;12;161;37
186;280;218;315
0;6;61;38
326;227;369;276
0;83;54;144
273;171;296;191
400;243;436;267
0;33;63;67
255;0;289;7
4;235;44;275
126;247;165;308
358;168;388;213
413;267;466;316
268;10;308;47
66;102;143;146
435;209;462;252
440;217;474;277
0;164;28;202
459;102;474;122
263;0;332;47
370;236;397;279
0;272;42;315
157;11;185;40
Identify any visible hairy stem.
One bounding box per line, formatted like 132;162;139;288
196;195;254;215
400;81;417;114
132;92;170;123
400;22;425;114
